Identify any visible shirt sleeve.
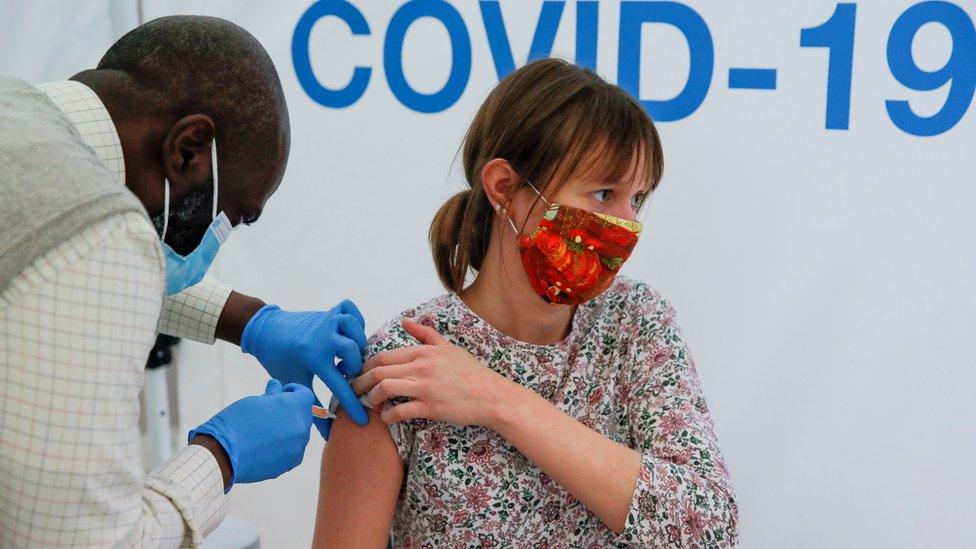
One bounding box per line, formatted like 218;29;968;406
0;213;226;548
362;316;421;464
614;291;739;548
157;277;232;344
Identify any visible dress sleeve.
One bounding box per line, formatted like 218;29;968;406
363;315;422;465
614;290;739;547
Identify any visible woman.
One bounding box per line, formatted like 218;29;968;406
313;58;737;548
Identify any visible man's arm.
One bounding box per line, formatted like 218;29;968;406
158;277;236;344
160;277;268;346
312;408;402;548
158;280;275;347
214;291;265;345
0;214;226;547
189;434;233;490
156;282;283;347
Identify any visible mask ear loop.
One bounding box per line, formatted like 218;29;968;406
497;180;552;235
161;179;170;241
162;136;217;240
210;138;219;220
493;201;521;235
505;211;519;235
510;179;552;234
525;180;551;206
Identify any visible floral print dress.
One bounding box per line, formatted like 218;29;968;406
368;277;737;548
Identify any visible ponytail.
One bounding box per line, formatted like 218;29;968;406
428;189;492;293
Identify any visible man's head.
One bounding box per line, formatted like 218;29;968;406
73;15;290;255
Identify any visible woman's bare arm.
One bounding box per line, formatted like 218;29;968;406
312;408;402;549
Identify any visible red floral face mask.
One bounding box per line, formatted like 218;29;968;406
507;183;643;305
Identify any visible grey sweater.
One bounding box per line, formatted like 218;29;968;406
0;77;145;295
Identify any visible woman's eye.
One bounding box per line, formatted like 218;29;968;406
592;189;611;203
631;193;647;209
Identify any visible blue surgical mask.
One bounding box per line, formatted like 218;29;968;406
160;139;233;295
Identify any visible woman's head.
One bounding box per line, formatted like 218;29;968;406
430;58;663;294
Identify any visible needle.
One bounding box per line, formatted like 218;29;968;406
311;405;331;419
311;395;373;420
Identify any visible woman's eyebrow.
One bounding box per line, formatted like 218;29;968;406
580;177;625;188
585;179;653;193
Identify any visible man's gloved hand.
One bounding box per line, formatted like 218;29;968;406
189;379;315;488
240;299;369;438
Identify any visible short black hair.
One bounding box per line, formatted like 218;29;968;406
97;15;288;165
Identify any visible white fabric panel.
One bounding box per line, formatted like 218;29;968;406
6;1;975;547
148;1;976;547
0;0;119;83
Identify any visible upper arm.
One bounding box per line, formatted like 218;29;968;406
627;294;716;453
0;214;222;547
622;288;732;489
313;407;403;549
619;289;738;545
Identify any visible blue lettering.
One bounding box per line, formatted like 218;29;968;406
480;1;565;80
575;1;598;71
384;0;472;113
618;1;714;122
292;0;372;109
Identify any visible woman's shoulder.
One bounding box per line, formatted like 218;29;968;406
582;276;686;357
592;275;676;326
594;276;691;381
367;292;459;354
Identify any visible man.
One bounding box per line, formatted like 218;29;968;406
0;16;369;547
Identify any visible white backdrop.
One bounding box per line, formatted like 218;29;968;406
5;1;975;547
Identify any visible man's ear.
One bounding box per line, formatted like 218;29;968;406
481;158;520;210
162;114;215;197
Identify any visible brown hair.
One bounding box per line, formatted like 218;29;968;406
429;58;664;292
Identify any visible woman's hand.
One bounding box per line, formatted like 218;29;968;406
351;319;516;428
353;319;649;537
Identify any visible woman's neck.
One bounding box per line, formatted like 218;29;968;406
459;236;576;345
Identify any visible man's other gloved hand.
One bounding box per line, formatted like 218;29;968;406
241;299;368;438
189;379;315;488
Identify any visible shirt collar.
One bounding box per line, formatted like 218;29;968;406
37;80;126;185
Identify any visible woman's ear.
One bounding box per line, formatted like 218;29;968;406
161;114;216;197
481;158;520;210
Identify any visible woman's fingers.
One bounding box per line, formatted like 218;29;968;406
363;345;425;371
367;378;421;410
402;318;449;346
352;361;421;395
380;399;430;424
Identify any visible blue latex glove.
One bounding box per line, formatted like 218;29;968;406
240;299;369;439
189;379;315;488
